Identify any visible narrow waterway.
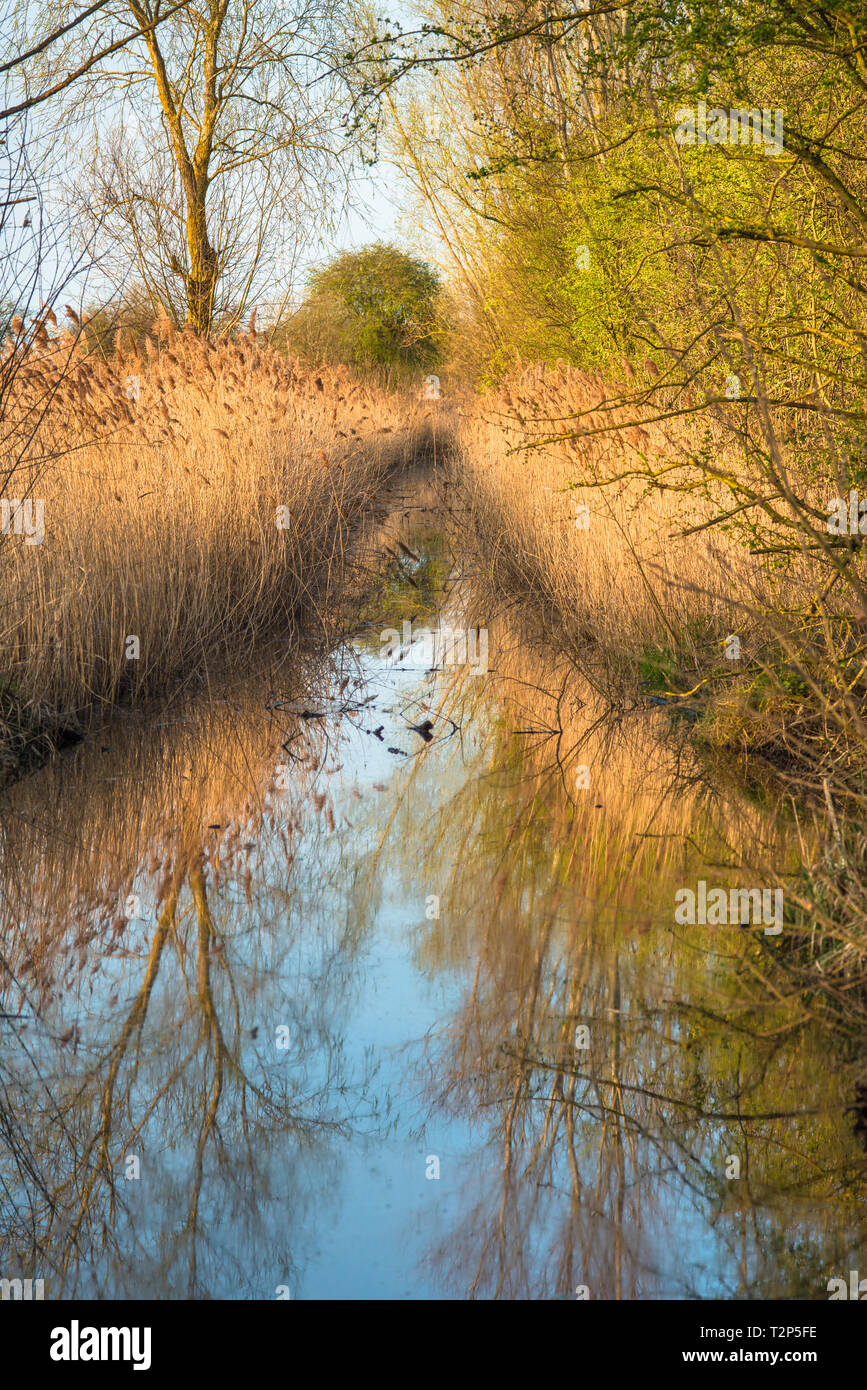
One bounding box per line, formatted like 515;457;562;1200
1;473;865;1300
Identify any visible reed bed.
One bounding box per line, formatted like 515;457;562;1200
456;363;867;1029
0;311;429;744
456;360;803;690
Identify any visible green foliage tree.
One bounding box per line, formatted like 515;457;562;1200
289;243;442;374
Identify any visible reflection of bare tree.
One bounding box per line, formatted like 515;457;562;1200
0;844;375;1297
67;874;182;1257
0;652;384;1297
404;636;867;1300
4;521;867;1302
421;884;867;1299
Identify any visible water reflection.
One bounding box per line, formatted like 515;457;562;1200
1;505;865;1299
408;621;867;1298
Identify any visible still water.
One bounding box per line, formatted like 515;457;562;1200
1;480;865;1299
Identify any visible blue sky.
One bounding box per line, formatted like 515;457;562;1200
6;0;432;317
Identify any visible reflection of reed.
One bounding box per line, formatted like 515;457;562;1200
0;650;380;1297
3;491;866;1301
396;625;867;1298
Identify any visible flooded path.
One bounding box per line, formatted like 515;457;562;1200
1;473;866;1300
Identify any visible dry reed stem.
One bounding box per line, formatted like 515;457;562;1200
0;317;430;721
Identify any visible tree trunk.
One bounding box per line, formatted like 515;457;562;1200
185;197;218;334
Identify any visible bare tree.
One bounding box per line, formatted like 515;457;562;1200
9;0;349;331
